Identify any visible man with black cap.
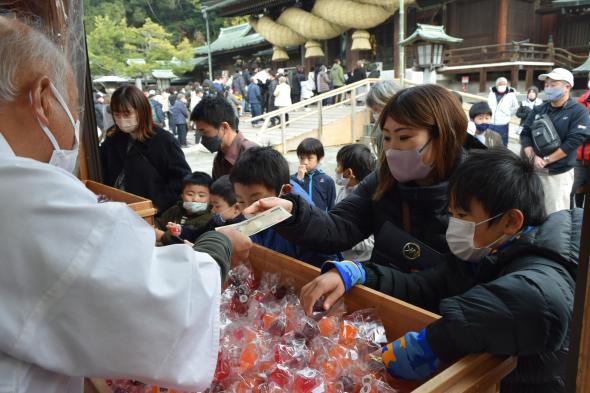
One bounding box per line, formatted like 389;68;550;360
520;67;590;213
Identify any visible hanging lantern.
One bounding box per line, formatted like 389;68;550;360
272;46;289;62
305;40;325;58
351;30;371;51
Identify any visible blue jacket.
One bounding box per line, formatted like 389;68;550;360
247;83;262;105
169;100;189;125
250;178;334;267
290;169;336;211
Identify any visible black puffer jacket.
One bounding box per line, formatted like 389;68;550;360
363;209;581;392
100;127;191;213
278;170;451;272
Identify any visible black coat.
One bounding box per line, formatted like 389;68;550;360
100;127;191;213
278;170;451;272
363;209;581;392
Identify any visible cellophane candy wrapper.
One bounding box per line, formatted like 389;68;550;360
108;263;399;393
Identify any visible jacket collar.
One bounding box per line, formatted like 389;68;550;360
0;133;16;157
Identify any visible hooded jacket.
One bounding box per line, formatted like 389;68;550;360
363;209;581;393
278;170;451;272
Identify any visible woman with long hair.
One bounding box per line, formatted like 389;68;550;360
245;84;469;273
101;85;191;214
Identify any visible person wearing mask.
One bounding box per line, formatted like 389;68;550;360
330;59;346;103
515;86;543;135
0;16;252;392
520;67;590;214
487;76;519;146
101;86;192;213
317;65;332;105
191;94;258;180
245;84;470;274
365;80;400;157
148;89;165;129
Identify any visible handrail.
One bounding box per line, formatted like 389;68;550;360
248;78;381;123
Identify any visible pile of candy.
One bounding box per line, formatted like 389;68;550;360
208;263;397;393
107;264;401;393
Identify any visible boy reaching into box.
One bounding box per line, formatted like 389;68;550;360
299;148;580;392
155;171;213;245
231;146;339;267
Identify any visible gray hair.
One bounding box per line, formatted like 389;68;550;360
0;16;70;103
495;77;508;86
365;80;399;110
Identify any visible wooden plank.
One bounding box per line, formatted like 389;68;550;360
248;245;516;392
84;378;111;393
566;166;590;391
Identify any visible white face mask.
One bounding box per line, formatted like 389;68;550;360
183;201;208;214
31;83;80;174
116;115;138;134
372;111;381;123
587;80;590;90
496;85;507;93
446;212;507;262
335;171;350;187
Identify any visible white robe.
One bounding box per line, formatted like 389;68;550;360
0;134;220;392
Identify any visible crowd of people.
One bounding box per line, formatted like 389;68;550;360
3;14;590;393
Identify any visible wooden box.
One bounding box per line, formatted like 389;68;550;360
249;245;517;393
83;180;158;225
86;245;516;393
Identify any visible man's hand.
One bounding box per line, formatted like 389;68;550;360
216;226;252;267
297;165;307;181
300;271;345;316
523;146;535;161
533;156;547;170
242;197;293;216
154;228;165;242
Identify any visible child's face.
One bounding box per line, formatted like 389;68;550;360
298;154;320;172
336;162;358;187
234;183;281;211
449;199;518;248
209;194;241;220
473;113;492;125
181;184;210;203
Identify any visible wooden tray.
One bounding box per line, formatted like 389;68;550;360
248;245;516;393
83;180;157;225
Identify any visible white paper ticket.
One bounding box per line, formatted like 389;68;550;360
216;206;292;237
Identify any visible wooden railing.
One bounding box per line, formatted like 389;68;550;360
443;42;587;69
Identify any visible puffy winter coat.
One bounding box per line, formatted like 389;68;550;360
363;209;581;393
278;170;452;272
487;87;519;125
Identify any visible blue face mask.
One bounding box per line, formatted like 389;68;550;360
544;86;565;101
475;123;490;132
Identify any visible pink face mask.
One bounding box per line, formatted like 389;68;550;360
385;140;432;183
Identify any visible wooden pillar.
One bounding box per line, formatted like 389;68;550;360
511;66;519;91
566;169;590;391
497;0;509;45
479;69;487;93
525;68;534;89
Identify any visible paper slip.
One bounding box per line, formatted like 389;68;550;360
216;206;292;237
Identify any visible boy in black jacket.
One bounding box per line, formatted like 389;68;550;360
301;148;580;392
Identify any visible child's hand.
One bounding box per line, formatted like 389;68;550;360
382;330;440;380
300;270;345;316
297;165;307;181
166;222;182;237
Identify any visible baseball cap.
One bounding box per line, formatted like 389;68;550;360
539;68;574;86
148;89;156;97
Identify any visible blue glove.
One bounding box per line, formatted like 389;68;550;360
321;260;366;292
381;329;440;380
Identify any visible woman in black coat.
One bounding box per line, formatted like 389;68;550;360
101;85;191;214
245;84;469;272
